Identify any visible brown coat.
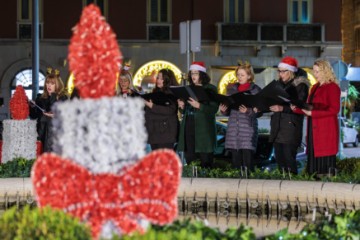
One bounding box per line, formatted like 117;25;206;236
144;100;179;145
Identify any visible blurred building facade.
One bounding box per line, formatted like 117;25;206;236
342;0;360;66
0;0;342;119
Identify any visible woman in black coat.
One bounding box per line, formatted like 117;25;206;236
30;68;68;152
268;57;309;174
144;68;179;150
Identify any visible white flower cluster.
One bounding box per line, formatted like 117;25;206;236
52;97;148;174
1;119;37;163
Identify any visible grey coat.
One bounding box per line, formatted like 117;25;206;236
223;83;262;151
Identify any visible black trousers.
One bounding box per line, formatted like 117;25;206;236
230;149;254;171
273;142;298;174
184;115;213;168
150;143;175;151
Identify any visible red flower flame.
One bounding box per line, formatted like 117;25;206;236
9;85;29;120
68;4;122;99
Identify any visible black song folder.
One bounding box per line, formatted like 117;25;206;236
169;85;210;102
140;91;176;106
208;92;254;110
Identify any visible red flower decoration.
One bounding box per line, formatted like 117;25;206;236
68;4;122;99
32;150;181;239
9;85;29;120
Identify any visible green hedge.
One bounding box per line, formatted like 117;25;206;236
0;158;34;178
182;158;360;183
0;206;91;240
1;157;360;184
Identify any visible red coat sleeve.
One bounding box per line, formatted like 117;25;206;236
312;83;340;119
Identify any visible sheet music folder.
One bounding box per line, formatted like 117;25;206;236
208;92;254;110
210;80;308;111
169;85;210;102
140;91;176;106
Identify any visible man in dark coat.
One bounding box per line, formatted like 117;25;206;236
269;57;309;174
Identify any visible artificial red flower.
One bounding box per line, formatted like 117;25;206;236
9;85;29;120
32;150;182;239
68;4;122;99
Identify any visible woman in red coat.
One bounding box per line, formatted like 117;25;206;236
292;59;340;176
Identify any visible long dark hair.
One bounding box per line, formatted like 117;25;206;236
154;68;179;93
187;71;211;85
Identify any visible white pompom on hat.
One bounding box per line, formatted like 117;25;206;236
189;61;206;73
278;56;298;72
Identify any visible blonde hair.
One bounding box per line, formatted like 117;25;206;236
314;59;338;84
235;62;255;83
116;73;133;95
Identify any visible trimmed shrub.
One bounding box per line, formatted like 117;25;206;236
0;157;35;178
0;206;91;240
114;219;256;240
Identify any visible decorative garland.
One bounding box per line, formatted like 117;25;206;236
32;150;181;238
9;85;29;120
51;97;148;174
68;4;122;99
32;4;182;239
1;120;37;163
2;86;36;163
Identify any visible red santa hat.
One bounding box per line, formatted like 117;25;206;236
189;61;206;73
278;57;298;72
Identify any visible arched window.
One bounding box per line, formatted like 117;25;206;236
11;69;45;100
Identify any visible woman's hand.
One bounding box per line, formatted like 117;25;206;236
187;97;200;109
269;105;283;112
302;109;312;116
144;99;153;109
239;104;247;113
29;100;36;108
290;104;297;111
43;112;54;118
219;104;228;113
253;107;259;113
177;99;185;109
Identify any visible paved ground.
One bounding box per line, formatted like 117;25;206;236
342;145;360;158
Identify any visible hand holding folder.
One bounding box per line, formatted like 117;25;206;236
209;80;308;112
208;92;254;110
140;91;176;106
169;85;210;102
29;100;45;113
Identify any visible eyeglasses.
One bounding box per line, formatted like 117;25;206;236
277;70;288;74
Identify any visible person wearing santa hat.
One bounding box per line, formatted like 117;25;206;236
177;61;219;168
268;56;310;175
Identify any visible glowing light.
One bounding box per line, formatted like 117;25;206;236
218;70;237;94
67;73;75;94
133;60;182;87
303;68;317;85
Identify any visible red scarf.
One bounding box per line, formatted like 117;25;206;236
238;83;251;92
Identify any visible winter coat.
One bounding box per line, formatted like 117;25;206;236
269;76;309;146
294;82;340;157
177;83;219;153
29;93;68;152
145;97;179;145
223;83;262;151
